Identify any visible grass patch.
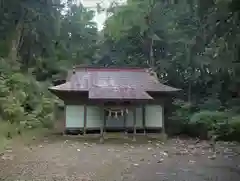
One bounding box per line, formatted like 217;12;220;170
0;121;53;151
0;122;16;152
17;127;52;144
0;137;11;153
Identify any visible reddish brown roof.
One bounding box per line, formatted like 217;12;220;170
89;86;153;100
49;67;180;100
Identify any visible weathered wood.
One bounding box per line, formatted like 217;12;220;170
83;105;87;135
100;105;104;143
124;108;128;137
133;107;136;141
160;104;167;141
142;105;146;135
103;108;106;134
63;105;66;135
161;104;165;134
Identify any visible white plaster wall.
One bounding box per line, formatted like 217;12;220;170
65;104;163;129
65;105;84;128
145;105;163;128
126;107;143;127
86;106;102;128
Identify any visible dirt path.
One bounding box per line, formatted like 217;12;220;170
0;135;240;181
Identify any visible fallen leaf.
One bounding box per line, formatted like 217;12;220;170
157;158;164;163
64;140;68;144
160;151;168;156
5;149;12;153
189;160;196;164
1;154;14;160
156;172;164;175
208;154;216;160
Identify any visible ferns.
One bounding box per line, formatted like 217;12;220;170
0;59;57;130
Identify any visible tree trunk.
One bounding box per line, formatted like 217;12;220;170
186;43;193;103
8;22;23;62
188;82;192;103
149;37;154;68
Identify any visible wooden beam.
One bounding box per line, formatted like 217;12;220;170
133;107;136;141
142;105;146;135
83;105;87;135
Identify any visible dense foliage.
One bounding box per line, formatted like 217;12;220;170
99;0;240;141
0;0;98;138
0;0;240;141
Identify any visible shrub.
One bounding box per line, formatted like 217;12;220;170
0;60;56;129
167;100;194;135
227;116;240;141
199;97;222;111
0;121;23;139
189;111;229;139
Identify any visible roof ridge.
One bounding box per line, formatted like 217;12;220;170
73;64;149;70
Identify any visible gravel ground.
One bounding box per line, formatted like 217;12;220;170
0;135;240;181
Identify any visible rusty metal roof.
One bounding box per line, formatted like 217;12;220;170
89;86;153;100
49;67;180;100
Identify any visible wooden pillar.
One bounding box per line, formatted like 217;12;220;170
63;105;66;135
133;107;136;141
161;104;165;134
161;103;167;141
100;104;104;143
53;102;57;122
124;108;128;137
83;105;87;135
142;105;146;135
103;107;106;134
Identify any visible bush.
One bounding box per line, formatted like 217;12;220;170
167;100;194;135
0;121;23;139
199;97;222;111
190;111;228;128
227;116;240;141
0;60;56;130
189;111;229;139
